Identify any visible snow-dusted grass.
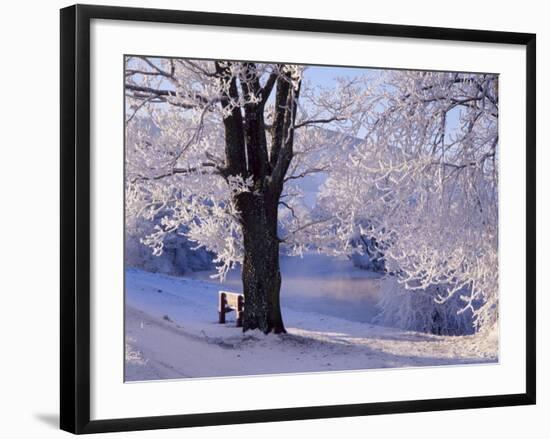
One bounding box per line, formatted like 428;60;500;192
125;265;498;381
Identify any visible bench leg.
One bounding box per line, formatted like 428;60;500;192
235;295;244;328
218;292;226;324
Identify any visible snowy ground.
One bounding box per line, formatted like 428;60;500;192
125;256;498;381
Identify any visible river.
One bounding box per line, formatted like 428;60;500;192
189;253;384;323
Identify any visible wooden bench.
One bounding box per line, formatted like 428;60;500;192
218;291;244;327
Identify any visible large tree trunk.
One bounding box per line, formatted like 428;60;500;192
214;61;299;334
238;191;286;334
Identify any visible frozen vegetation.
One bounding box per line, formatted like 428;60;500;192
124;58;500;379
126;216;214;275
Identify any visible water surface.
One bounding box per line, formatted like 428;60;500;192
190;253;383;323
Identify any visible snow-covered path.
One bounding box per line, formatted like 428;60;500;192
125;268;498;381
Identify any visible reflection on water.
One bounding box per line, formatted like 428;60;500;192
190;253;384;323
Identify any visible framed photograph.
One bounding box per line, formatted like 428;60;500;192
60;4;536;434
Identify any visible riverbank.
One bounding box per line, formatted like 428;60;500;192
125;267;498;381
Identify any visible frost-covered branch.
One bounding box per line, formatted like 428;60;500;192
314;70;499;331
125;58;365;282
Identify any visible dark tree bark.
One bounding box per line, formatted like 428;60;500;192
214;62;301;334
238;190;285;333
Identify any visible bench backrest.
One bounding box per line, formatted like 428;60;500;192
220;291;244;309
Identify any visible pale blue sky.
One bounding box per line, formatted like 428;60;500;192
305;65;375;87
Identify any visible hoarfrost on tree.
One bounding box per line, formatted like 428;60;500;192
125;57;367;333
314;70;499;333
125;57;499;335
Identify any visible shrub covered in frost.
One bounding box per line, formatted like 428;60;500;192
374;277;476;336
125;215;214;276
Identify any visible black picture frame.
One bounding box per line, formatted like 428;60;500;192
60;4;536;434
